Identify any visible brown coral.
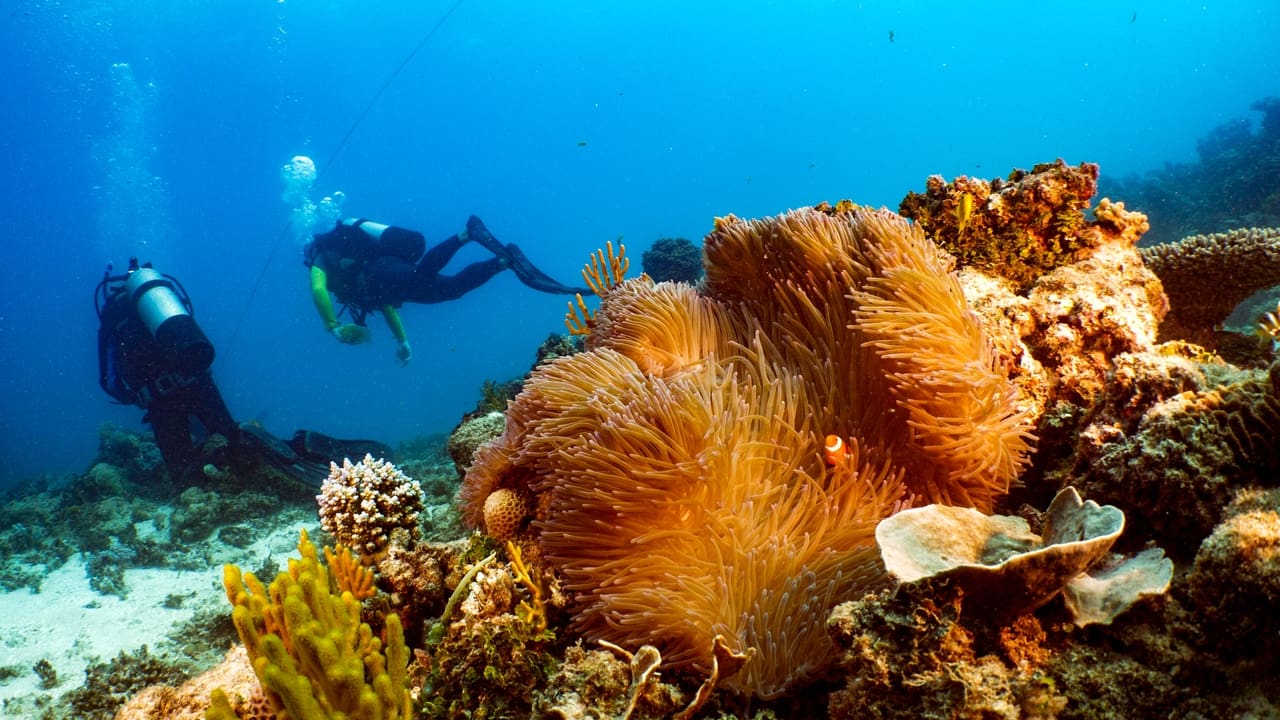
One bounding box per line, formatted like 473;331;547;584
1139;227;1280;343
1188;487;1280;659
1066;359;1280;554
898;159;1103;290
460;205;1033;698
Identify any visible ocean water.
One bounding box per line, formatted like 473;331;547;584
1;0;1276;489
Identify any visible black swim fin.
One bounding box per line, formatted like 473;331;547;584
502;243;593;295
289;429;394;466
238;423;330;489
465;215;591;295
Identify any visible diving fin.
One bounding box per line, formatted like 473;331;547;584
501;243;593;295
289;429;394;466
466;215;591;295
465;215;508;256
238;423;330;489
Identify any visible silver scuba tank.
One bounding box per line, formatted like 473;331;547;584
125;267;215;376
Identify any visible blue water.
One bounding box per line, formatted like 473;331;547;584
1;1;1276;488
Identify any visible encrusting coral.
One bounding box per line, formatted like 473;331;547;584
211;529;412;720
460;204;1034;698
898;159;1104;290
1138;226;1280;344
317;454;423;560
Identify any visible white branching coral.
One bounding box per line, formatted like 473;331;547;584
317;454;423;558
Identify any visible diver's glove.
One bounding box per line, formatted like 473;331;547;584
332;323;371;345
396;340;412;366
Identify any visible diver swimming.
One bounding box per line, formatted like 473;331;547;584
304;215;590;365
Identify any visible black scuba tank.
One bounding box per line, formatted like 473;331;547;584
340;218;425;263
124;266;215;376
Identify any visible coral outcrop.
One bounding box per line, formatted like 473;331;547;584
1062;358;1280;554
1187;487;1280;659
1138;226;1280;344
317;454;423;559
1101;97;1280;246
461;205;1033;698
898;159;1106;290
640;236;703;284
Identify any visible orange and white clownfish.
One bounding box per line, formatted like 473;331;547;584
823;434;850;465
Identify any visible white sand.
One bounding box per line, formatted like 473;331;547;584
0;514;313;709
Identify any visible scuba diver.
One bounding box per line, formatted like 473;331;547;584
304;215;590;365
95;259;389;485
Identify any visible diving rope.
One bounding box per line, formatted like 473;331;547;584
227;0;468;354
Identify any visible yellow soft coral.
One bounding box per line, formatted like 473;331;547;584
215;530;411;720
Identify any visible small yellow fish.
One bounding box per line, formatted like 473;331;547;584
954;192;974;236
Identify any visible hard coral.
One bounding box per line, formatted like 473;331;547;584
640;236;703;284
898;159;1102;290
318;454;423;559
1066;359;1280;555
877;487;1170;626
1188;487;1280;659
461;205;1033;698
1138;226;1280;344
826;584;1066;720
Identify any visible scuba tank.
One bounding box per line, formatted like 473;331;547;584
95;259;215;385
124;266;215;376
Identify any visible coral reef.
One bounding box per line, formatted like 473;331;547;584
640;236;703;284
461;205;1033;698
115;646;264;720
531;642;684;719
1061;358;1280;555
898;159;1105;290
317;454;423;559
1137;226;1280;344
445;411;505;476
1101;97;1280;246
1187;487;1280;659
419;541;559;719
828;584;1068;720
50;157;1280;718
63;646;191;720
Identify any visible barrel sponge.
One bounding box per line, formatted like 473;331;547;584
317;454;422;560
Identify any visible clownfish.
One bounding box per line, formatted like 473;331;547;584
823;434;849;465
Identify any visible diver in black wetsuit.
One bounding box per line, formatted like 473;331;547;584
95;259;389;484
304;215;589;366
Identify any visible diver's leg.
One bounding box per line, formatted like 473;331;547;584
416;234;467;276
463;216;589;294
193;375;239;444
406;257;507;302
148;403;196;479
